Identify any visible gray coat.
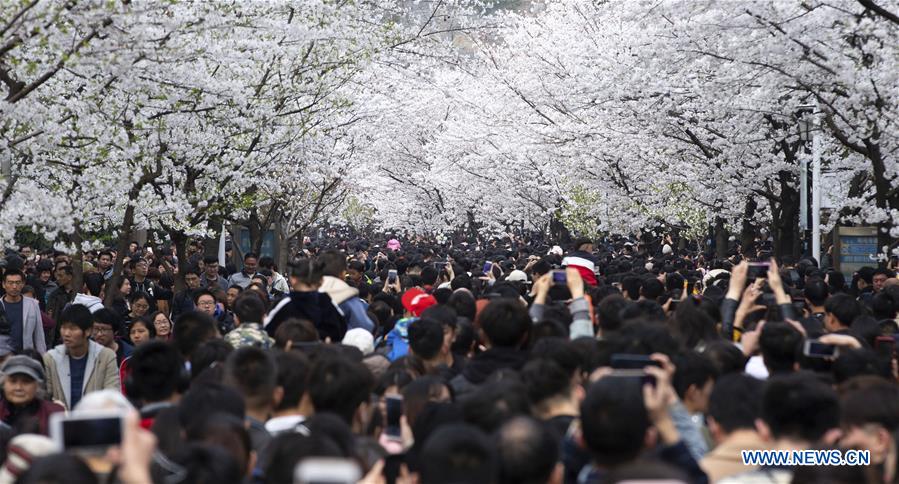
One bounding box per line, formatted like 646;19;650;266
0;296;46;354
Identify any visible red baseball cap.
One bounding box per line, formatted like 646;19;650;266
401;288;437;316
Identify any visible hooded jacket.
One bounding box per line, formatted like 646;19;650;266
42;340;120;410
319;276;374;332
264;291;347;342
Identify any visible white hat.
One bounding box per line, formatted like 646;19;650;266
342;328;374;355
548;246;563;256
662;244;673;255
506;270;528;282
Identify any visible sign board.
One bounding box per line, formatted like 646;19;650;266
833;226;878;278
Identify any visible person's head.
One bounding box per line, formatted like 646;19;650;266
872;268;894;293
495;416;560;484
804;278;829;307
596;295;629;335
15;454;98;484
97;250;113;270
202;255;219;278
408;318;445;361
184;268;201;290
58;305;93;352
318;250;347;278
307;354;374;425
91;308;122;348
520;358;575;417
262;433;344;484
274;351;310;413
839;377;899;465
347;260;365;284
759;372;839;445
477;298;530;349
1;355;45;406
54;265;73;286
2;269;25;299
172;444;243;484
178;382;246;433
706;373;765;444
824;294;864;332
242;252;258;275
173;311;219;360
129;292;151;317
223;347;280;413
672;351;717;414
151;311;172;338
193;289;217;316
129;317;157;345
759;322;803;374
118;276;132;296
273;318;319;349
225;285;242;309
580;377;649;468
419;424;497;484
233;293;265;326
128;341;188;403
187;413;253;478
132;258;148;278
288;258;325;291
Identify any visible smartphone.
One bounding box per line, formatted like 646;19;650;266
385;396;403;441
383;454;405;484
747;262;770;280
434;262;446;270
387;269;397;284
294;458;362;484
608;369;656;388
610;354;662;370
483;262;493;273
552;270;567;285
50;411;125;454
803;339;838;358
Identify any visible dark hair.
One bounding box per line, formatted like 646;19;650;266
671;301;720;349
178;382;245;431
172;444;243;484
233;293;265;325
307;354;374;424
825;293;864;328
672;351;717;401
16;454;98;484
275;351;310;411
59;304;93;332
804;278;829;306
759;322;803;374
762;372;839;443
129;341;183;402
84;272;104;297
187;413;252;478
708;373;765;434
704;340;748;375
581;377;648;466
243;252;258;261
288;258;325;285
840;377;899;432
520;358;571;407
462;378;530;434
408;318;444;360
262;433;343;484
596;295;630;334
447;291;477;320
496;416;559;484
419;424;497;484
273;318;319;348
223;347;278;409
4;268;28;282
190;339;234;381
173;311;219;359
192;288;217;305
640;277;664;300
478;298;530;348
318;250;347;277
131;316;158;339
92;307;122;334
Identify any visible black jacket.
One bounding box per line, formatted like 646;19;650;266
449;347;527;400
264;291;347;342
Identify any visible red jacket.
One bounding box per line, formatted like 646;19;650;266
0;397;65;435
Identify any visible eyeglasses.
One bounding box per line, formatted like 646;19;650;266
93;327;113;334
197;301;216;307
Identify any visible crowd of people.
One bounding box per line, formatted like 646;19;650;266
0;232;896;483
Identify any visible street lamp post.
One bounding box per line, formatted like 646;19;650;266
797;103;821;265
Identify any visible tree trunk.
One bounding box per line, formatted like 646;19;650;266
740;197;757;256
169;231;189;293
70;227;84;296
772;170;800;259
714;217;728;259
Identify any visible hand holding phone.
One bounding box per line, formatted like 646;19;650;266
385;396;403;441
51;410;125;455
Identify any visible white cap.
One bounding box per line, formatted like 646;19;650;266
342;328;374;355
662;244;672;255
506;270;528;282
